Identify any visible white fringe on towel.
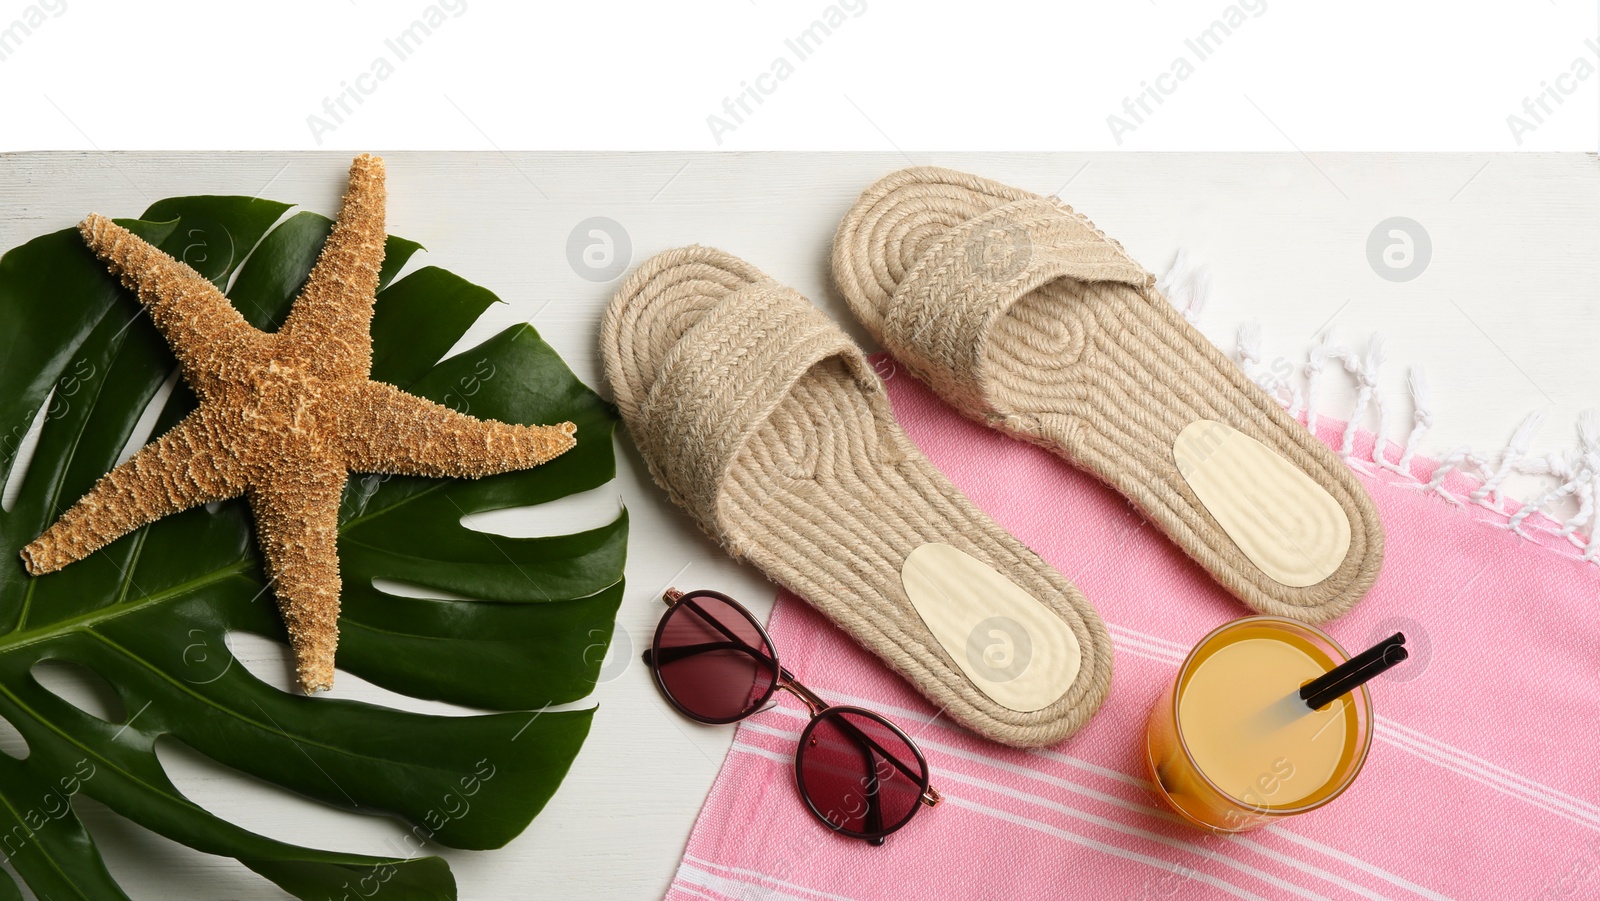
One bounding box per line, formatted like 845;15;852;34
1159;252;1600;564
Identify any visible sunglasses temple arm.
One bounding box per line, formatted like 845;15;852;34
676;598;782;662
775;670;928;788
802;696;928;787
644;641;772;668
796;691;934;790
774;675;922;786
853;740;886;845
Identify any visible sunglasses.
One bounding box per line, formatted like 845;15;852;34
642;588;943;844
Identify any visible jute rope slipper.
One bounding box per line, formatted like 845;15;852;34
601;246;1112;748
833;168;1384;624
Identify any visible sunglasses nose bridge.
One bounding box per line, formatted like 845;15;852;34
775;679;824;717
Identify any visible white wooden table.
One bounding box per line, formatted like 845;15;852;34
2;152;1595;899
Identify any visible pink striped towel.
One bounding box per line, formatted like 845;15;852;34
664;352;1600;901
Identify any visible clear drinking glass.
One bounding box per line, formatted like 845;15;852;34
1144;616;1374;832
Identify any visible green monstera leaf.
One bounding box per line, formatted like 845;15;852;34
0;192;625;898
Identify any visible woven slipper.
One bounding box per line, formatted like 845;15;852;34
833;168;1383;623
601;246;1112;748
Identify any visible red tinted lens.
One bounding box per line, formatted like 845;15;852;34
796;708;928;838
653;593;777;722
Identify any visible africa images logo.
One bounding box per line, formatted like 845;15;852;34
1504;38;1600;146
1105;0;1268;145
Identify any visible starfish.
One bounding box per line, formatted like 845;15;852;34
19;155;578;694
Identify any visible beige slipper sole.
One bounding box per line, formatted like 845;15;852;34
601;246;1112;748
833;168;1383;623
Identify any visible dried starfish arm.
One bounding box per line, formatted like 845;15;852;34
337;380;577;478
20;410;251;575
280;154;387;380
23;153;578;695
79;214;268;400
247;467;345;694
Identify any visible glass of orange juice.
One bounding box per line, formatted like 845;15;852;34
1145;616;1375;833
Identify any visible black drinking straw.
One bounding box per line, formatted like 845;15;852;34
1299;632;1409;711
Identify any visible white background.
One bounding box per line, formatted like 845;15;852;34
2;3;1599;900
0;1;1596;152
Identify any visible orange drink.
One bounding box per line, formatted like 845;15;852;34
1145;616;1374;832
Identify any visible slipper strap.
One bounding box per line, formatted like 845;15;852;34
882;197;1155;412
638;280;879;526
